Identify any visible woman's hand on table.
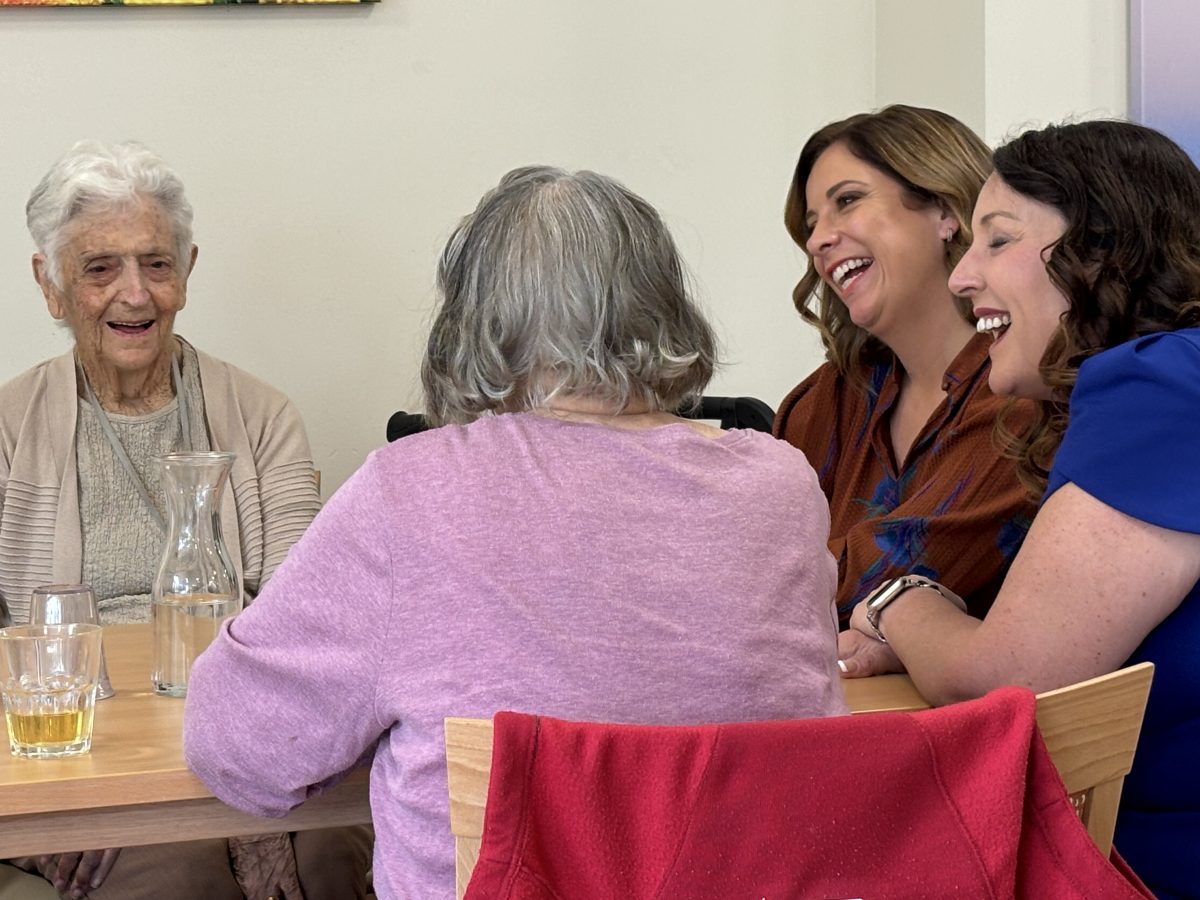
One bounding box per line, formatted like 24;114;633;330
36;848;121;898
837;624;905;678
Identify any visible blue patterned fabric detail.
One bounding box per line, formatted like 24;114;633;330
854;361;891;448
843;473;974;611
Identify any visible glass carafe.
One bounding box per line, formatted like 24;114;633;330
151;451;242;697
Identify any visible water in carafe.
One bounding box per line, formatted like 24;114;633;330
151;451;242;697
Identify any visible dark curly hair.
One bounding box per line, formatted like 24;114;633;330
991;120;1200;496
784;105;992;382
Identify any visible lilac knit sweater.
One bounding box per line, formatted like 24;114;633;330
184;413;846;898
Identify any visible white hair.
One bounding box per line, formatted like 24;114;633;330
422;165;719;426
26;140;194;288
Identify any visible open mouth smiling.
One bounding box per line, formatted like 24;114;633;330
976;313;1011;339
830;257;873;289
107;320;154;335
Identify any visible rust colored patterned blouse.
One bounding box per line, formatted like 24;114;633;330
775;333;1037;628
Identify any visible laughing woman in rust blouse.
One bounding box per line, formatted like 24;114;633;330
775;105;1037;627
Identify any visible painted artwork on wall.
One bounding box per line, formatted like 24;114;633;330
1131;0;1200;162
0;0;374;6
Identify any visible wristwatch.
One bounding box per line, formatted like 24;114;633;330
863;575;950;643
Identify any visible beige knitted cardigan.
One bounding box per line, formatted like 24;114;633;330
0;341;320;624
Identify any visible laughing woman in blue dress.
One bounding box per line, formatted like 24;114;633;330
837;120;1200;899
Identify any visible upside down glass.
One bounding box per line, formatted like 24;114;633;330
29;583;115;700
0;623;104;759
152;451;243;698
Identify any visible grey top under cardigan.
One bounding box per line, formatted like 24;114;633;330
0;339;320;625
77;341;212;622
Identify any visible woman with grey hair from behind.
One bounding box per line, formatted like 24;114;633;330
0;140;371;900
184;165;849;898
423;165;716;424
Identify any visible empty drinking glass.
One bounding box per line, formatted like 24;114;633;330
29;584;115;700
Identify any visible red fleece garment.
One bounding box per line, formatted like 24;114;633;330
467;688;1152;899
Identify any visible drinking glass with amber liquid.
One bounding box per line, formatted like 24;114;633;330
0;623;103;759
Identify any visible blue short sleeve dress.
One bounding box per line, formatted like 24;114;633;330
1046;328;1200;900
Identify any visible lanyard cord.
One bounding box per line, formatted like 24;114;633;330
78;354;193;535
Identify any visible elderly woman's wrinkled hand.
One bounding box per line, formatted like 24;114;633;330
228;833;304;900
837;627;905;678
29;849;121;898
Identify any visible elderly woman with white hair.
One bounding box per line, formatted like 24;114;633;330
0;140;320;628
0;141;370;899
183;166;848;899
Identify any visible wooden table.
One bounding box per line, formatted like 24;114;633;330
1;625;928;857
843;671;929;715
0;624;371;857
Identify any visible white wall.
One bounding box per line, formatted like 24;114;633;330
0;0;872;492
873;0;1127;144
983;0;1128;144
875;0;986;135
0;0;1127;494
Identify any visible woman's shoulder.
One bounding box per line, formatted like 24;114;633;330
0;359;49;403
1077;327;1200;401
1067;328;1200;432
191;344;299;415
1052;328;1200;529
1066;327;1200;444
774;361;846;438
735;427;827;493
777;360;841;408
0;351;75;428
1065;329;1200;445
372;412;821;486
0;350;71;391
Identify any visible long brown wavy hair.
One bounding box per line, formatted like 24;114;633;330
784;105;992;382
991;120;1200;496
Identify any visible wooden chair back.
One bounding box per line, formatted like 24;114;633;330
444;662;1153;899
1030;661;1153;854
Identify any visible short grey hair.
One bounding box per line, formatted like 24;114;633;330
422;166;718;426
26;140;194;288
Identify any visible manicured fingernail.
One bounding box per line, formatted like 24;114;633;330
837;659;849;673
